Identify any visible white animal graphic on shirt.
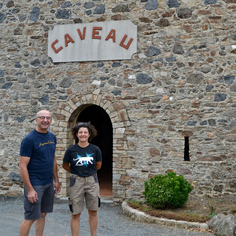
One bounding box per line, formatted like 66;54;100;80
73;153;94;167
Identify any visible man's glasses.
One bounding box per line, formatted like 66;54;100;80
37;116;52;120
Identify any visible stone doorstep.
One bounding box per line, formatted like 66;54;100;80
121;202;209;230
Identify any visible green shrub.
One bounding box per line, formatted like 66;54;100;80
143;171;193;209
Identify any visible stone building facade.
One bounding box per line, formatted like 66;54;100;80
1;0;236;202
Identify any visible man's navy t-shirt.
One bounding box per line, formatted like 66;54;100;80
20;129;57;186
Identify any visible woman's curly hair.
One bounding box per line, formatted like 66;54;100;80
71;122;97;143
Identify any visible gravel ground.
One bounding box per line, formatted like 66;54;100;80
0;196;214;236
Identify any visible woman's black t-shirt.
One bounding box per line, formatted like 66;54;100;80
63;143;102;177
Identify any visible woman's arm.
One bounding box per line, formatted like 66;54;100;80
63;162;71;172
96;161;102;170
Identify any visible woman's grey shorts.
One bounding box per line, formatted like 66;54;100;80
69;174;100;215
24;182;54;220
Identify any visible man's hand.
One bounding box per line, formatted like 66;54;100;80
19;156;38;203
27;189;38;203
54;181;61;194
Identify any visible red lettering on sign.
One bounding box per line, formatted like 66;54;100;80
119;35;133;50
51;39;63;53
77;27;86;40
105;29;116;43
65;33;75;47
92;27;102;39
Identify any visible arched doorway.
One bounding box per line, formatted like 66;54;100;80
76;104;113;199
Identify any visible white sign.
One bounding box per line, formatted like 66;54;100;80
48;20;137;63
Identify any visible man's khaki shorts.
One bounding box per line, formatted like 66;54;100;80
69;173;100;215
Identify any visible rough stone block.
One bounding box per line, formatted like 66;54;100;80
145;0;157;10
30;6;40;22
55;9;70;19
94;4;105;14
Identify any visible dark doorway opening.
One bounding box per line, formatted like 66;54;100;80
76;105;113;198
184;136;190;161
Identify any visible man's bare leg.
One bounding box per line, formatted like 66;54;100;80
35;212;47;236
19;219;35;236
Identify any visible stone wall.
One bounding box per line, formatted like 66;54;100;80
1;0;236;201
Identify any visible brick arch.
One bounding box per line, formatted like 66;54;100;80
54;93;131;201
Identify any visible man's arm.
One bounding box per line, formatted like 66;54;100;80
19;156;38;203
53;155;61;194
